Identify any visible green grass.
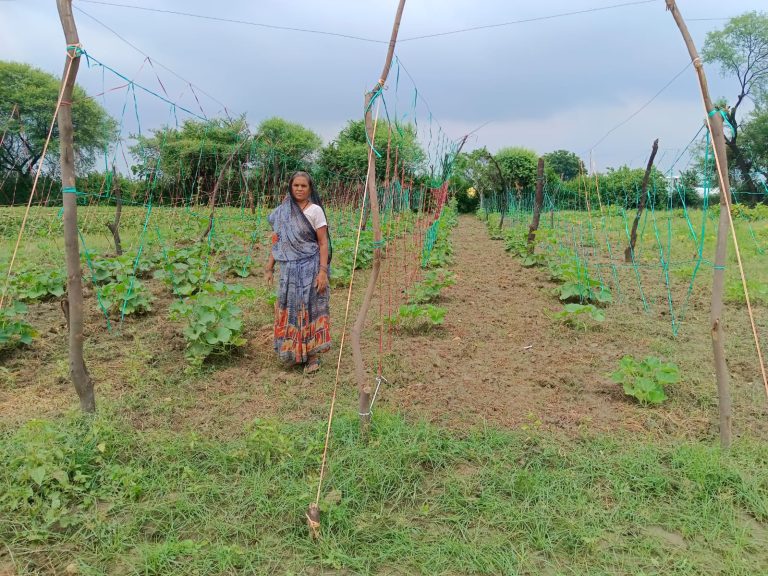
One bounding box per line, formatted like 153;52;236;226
2;411;767;575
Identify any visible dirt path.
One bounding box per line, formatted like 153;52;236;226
380;215;698;435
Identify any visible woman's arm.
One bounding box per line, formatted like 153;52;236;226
264;252;275;285
315;226;329;293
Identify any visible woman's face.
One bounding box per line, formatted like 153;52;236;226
291;176;311;203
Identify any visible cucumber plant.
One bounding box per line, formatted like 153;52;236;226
611;355;680;405
169;282;254;367
0;302;38;349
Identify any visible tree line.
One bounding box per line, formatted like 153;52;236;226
1;11;766;208
0;62;428;207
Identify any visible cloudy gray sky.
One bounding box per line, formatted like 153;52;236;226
1;0;764;173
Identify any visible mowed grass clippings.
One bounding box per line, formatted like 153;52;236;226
2;411;768;575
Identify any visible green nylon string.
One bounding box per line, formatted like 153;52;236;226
78;230;112;332
363;87;384;159
120;196;154;325
708;108;736;137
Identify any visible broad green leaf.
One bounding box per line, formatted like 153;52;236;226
29;466;46;486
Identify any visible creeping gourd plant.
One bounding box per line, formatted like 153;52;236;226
611;355;680;405
99;278;154;317
549;303;605;331
10;268;66;302
0;302;38;349
169;282;254;368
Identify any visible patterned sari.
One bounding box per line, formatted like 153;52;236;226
268;196;331;363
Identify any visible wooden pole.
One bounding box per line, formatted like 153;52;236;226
350;0;406;434
527;157;545;248
665;0;732;447
624;138;659;262
57;0;94;413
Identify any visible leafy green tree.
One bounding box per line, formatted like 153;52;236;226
448;148;501;211
670;168;703;208
702;11;768;198
0;61;116;177
130;116;250;205
448;152;482;213
495;147;538;191
741;100;768;191
252;117;322;191
555;166;669;210
543;149;585;181
316;120;425;184
600;165;669;208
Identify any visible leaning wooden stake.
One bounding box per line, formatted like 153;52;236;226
527;157;545;248
106;167;123;255
665;0;732;448
484;151;507;230
624;138;659;262
199;146;241;242
57;0;94;413
350;0;407;434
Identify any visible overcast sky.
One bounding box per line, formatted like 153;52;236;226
1;0;765;173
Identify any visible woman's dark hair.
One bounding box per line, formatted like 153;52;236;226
288;171;332;264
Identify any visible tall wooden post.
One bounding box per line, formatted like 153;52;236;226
350;0;406;432
665;0;731;447
57;0;95;412
624;138;659;262
527;157;545;248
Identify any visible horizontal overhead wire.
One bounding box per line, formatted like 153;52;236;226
589;59;693;151
74;0;387;44
398;0;660;42
75;0;670;46
73;5;235;117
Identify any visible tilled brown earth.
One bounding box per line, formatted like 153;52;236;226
374;215;766;439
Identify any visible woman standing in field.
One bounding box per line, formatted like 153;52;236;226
265;171;331;373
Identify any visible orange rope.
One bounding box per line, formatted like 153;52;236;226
314;100;382;507
1;56;76;310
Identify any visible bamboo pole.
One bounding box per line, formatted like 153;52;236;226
624;138;659;262
57;0;95;413
665;0;732;447
350;0;407;433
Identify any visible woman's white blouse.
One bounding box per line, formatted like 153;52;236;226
303;204;328;231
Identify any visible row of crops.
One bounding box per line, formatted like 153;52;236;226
1;201;456;367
